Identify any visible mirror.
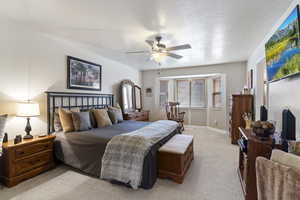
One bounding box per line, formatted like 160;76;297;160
120;80;135;113
120;80;143;113
134;85;142;111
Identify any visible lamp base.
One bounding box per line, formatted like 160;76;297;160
24;117;33;139
23;134;33;140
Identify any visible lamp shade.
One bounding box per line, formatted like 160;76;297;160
16;102;40;117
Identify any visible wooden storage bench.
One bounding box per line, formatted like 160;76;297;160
158;134;194;183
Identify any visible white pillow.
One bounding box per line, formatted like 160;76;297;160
0;114;8;156
271;149;300;171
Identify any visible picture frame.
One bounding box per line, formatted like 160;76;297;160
145;87;153;97
67;56;102;91
265;5;300;82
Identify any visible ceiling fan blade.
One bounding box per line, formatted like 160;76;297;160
165;44;191;51
166;53;183;59
145;40;154;47
126;51;148;54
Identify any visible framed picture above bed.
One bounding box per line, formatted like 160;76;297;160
67;56;102;91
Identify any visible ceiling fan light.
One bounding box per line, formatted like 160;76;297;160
152;53;165;63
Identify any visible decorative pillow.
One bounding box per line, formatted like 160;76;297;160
0;114;8;156
58;108;80;132
81;109;97;128
54;113;63;132
72;112;91;131
107;107;123;124
92;109;112;127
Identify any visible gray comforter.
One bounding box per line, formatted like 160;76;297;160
101;120;178;189
54;120;179;189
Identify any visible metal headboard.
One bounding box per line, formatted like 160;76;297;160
45;91;114;134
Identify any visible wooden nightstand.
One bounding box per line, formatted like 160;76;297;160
0;135;55;187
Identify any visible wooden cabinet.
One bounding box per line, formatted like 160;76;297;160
238;128;283;200
123;110;150;121
229;95;253;144
0;135;55;187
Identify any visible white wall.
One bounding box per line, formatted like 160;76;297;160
248;0;300;138
141;61;247;130
0;19;141;139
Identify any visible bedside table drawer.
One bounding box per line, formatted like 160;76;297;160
15;151;52;175
15;141;52;159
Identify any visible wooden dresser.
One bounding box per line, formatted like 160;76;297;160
0;135;55;187
229;94;253;144
123;110;150;121
238;128;283;200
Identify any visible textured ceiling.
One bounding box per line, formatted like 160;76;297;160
0;0;293;70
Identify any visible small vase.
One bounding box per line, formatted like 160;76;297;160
245;120;252;130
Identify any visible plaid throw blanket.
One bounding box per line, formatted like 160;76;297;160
100;120;178;189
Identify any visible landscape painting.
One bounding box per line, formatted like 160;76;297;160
265;6;300;82
67;56;102;91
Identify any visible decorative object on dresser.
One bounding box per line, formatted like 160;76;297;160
120;80;149;121
14;135;23;144
237;127;283;200
229;94;253;144
67;56;102;91
0;135;55;187
242;112;252;130
252;120;275;139
165;102;185;131
16;102;40;139
158;134;193;184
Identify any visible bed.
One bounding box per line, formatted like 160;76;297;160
46;92;180;189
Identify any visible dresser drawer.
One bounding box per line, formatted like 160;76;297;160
124;111;149;121
15;141;52;159
15;151;52;175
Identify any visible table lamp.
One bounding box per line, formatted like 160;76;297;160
16;102;40;139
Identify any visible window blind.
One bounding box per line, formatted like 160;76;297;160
191;79;206;107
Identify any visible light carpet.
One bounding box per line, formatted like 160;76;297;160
0;126;243;200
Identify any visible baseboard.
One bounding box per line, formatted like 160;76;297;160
206;126;228;135
185;125;207;128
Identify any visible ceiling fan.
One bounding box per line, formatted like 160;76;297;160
126;36;191;63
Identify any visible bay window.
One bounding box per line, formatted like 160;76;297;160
176;79;206;108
